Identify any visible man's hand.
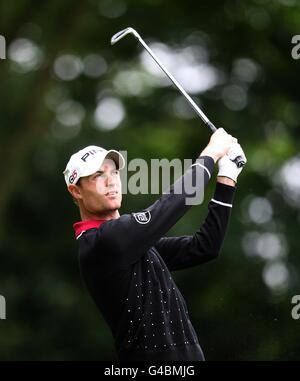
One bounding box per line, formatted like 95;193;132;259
200;128;236;163
217;143;247;184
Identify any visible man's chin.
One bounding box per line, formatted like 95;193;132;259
106;200;121;210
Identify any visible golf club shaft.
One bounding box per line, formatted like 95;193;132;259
137;36;246;168
112;28;245;168
137;36;217;133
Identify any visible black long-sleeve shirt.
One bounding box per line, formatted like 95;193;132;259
74;156;236;361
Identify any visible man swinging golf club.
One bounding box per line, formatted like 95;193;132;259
64;128;246;361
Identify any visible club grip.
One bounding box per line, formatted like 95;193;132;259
233;155;246;168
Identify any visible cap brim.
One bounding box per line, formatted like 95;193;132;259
79;149;125;179
105;150;125;170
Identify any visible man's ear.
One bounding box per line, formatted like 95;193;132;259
68;184;82;202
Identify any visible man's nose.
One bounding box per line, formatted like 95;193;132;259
107;174;116;187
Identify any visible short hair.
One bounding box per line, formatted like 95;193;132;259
72;178;81;207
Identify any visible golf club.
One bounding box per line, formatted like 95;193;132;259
111;27;245;168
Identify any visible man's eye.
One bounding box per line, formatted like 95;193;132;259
112;170;119;176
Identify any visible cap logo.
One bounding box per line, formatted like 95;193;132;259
81;149;102;162
133;211;151;224
69;169;78;184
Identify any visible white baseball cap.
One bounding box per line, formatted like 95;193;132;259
63;145;125;186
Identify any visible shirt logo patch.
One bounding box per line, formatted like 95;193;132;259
133;211;151;224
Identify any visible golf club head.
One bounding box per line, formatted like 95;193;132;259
111;27;140;45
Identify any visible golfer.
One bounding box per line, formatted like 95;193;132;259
64;128;246;361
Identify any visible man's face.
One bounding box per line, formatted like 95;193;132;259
75;158;122;215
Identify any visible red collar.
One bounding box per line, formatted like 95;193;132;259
73;219;107;239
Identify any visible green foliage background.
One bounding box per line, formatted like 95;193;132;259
0;0;300;360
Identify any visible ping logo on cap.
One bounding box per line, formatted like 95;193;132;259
133;211;151;224
81;149;103;162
